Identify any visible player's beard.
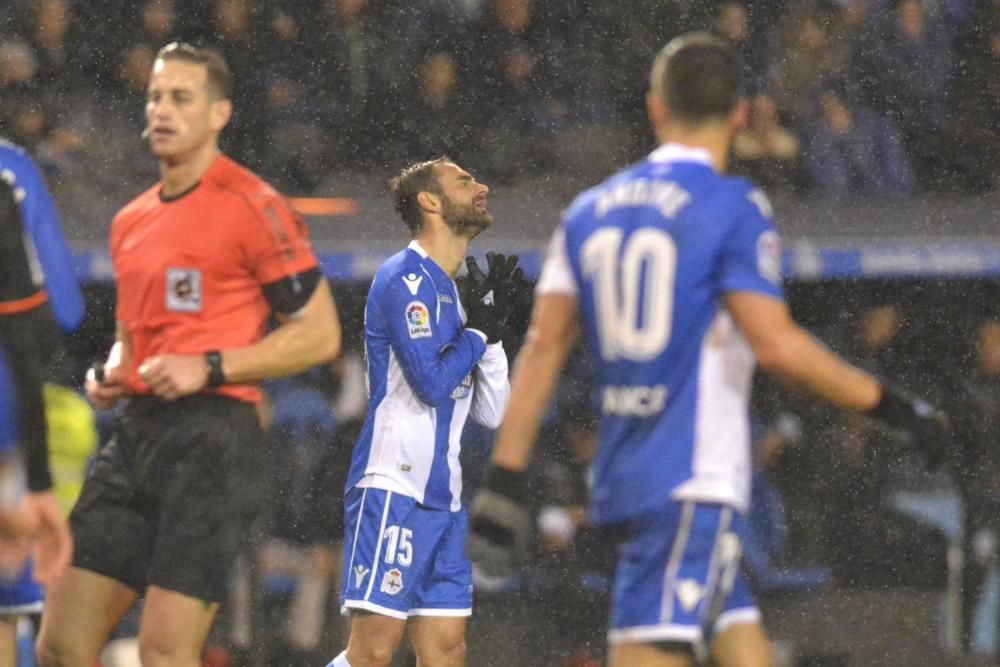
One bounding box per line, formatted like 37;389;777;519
441;194;492;240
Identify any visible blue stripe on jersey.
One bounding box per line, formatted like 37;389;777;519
558;148;784;524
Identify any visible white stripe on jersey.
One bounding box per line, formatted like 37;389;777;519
673;310;755;512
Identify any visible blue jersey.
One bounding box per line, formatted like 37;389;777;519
536;144;784;524
0;140;85;332
347;241;510;512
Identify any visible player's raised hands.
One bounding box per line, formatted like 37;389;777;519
458;253;531;345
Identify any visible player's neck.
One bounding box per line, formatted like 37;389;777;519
657;128;732;173
415;226;468;278
159;145;221;198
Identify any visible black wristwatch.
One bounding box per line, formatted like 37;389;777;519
205;350;225;387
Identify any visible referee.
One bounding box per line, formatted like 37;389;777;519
36;43;342;667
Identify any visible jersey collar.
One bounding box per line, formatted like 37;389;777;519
648;143;714;170
408;240;429;258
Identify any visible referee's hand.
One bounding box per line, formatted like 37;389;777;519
138;354;210;401
85;363;126;411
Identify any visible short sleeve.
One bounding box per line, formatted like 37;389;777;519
535;227;579;297
719;188;784;301
242;192;318;286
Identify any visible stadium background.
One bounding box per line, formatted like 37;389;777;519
4;0;1000;665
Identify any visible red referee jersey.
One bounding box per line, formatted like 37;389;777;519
110;155;319;403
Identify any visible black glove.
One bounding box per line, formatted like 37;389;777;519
468;466;532;580
867;384;950;469
486;252;533;343
457;254;520;343
457;258;503;343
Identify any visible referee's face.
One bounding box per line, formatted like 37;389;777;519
145;59;228;163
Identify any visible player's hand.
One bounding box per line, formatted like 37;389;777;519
24;490;73;585
867;384;950;469
468;466;531;580
138;354;210;401
458;257;505;343
485;252;533;345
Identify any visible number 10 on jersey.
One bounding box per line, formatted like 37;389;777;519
581;227;677;362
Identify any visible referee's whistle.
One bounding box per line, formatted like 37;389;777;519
90;363;106;384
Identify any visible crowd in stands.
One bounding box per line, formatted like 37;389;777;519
0;0;999;204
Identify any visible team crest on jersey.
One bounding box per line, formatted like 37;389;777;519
756;231;782;286
380;568;404;595
165;268;202;312
406;301;432;339
450;373;473;400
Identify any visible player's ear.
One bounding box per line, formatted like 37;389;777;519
646;91;668;133
210;98;233;132
417;190;441;215
730;98;750;132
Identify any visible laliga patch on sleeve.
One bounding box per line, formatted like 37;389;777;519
405;301;433;339
756;231;782;286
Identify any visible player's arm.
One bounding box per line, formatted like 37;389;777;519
727;292;948;464
469;342;510;429
726;293;880;410
15;152;85;333
722;187;948;464
492;295;578;470
0;180;72;583
0;178;59;492
384;275;488;406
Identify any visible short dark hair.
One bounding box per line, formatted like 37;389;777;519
650;32;742;124
389;158;451;234
155;42;232;100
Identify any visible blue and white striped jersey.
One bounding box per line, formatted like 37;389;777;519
537;144;784;524
347;241;510;512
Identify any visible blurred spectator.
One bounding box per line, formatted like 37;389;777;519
822;305;945;587
860;0;954;189
731;93;802;194
316;0;399;171
399;52;475;177
769;5;850;128
27;0;74;96
954;320;1000;653
711;1;768;93
140;0;177;46
469;0;558;180
947;0;1000;192
802;83;914;197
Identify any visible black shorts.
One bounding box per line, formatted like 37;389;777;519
70;394;266;602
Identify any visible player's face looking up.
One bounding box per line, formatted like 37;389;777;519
434;162;492;239
145;58;231;163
